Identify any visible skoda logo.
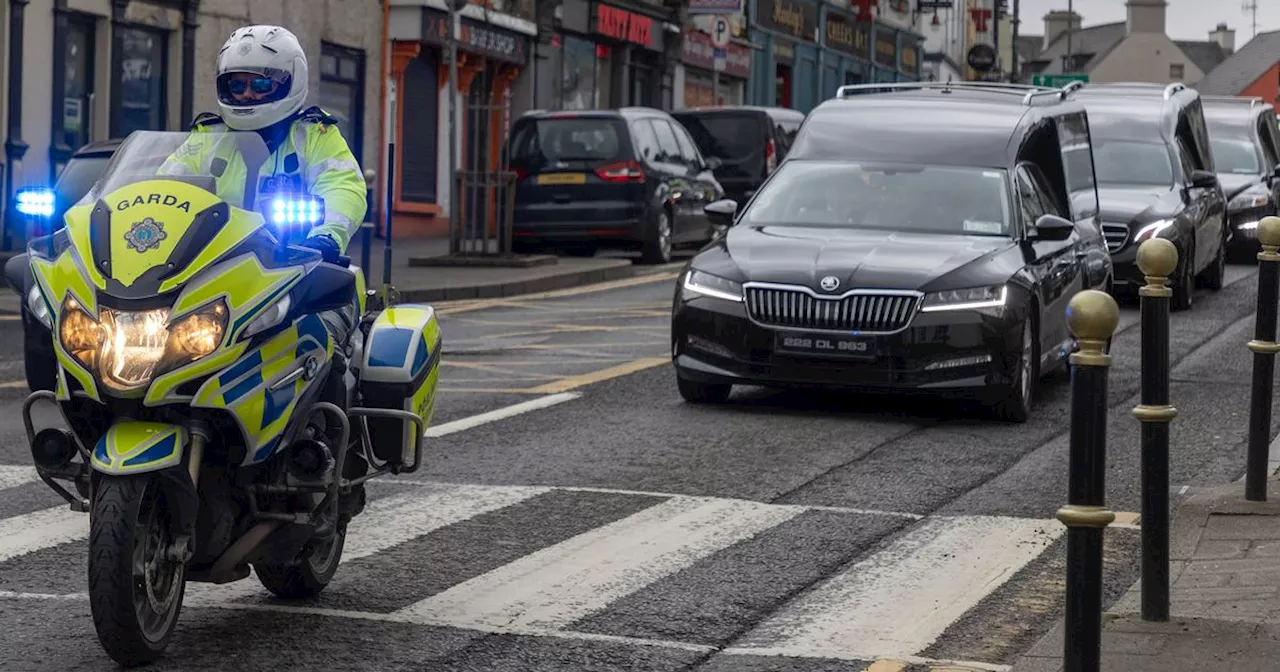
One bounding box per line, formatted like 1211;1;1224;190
820;276;840;292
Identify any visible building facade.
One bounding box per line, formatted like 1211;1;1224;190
0;0;383;249
746;0;923;112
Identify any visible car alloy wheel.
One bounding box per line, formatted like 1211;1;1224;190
641;209;673;264
658;211;672;259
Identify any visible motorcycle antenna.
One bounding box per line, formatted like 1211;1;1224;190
379;141;398;309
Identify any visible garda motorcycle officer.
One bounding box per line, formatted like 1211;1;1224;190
160;24;368;344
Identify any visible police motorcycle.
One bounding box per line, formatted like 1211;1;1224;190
9;130;441;667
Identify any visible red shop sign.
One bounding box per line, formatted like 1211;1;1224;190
596;4;655;48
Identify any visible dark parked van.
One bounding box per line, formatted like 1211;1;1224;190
506;108;724;264
669;106;804;206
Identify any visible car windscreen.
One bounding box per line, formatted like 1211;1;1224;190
1210;137;1261;175
1091;139;1174;186
507;117;626;166
670;113;763;162
54;155;111;205
739;160;1012;237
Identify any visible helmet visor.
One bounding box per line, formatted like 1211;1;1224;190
216;68;293;107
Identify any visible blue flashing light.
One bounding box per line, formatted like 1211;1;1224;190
16;188;55;217
270;197;325;228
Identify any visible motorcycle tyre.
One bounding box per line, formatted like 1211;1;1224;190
254;527;346;599
88;474;187;667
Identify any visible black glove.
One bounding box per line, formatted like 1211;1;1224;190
299;234;340;263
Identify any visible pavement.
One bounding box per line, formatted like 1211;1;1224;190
0;261;1274;671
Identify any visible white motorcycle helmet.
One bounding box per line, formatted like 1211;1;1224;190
215;25;308;131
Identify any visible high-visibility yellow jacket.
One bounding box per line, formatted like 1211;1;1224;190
158;106;367;251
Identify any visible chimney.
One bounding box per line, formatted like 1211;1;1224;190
1043;10;1082;50
1126;0;1167;35
1210;22;1236;53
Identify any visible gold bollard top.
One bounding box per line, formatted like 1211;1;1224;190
1136;238;1178;298
1259;217;1280;258
1067;289;1119;366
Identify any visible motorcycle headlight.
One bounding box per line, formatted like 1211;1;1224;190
58;298;227;392
1229;189;1271;210
921;285;1007;313
682;270;743;302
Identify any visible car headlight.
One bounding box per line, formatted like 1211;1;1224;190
1134;219;1175;243
921;285;1007;312
682;269;743;302
58;297;227;392
26;285;51;329
1229;189;1271;210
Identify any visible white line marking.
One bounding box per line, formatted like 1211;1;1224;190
426;392;581;437
393;495;800;630
0;465;38;491
897;656;1011;672
722;515;1062;661
370;479;926;520
0;505;86;564
0;590;87;601
185;483;549;605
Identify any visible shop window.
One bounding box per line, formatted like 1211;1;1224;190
776;64;793;108
1169;63;1184;80
112;25;168;138
53;14;96;176
562;36;611;110
319;42;366;162
400;51;439;204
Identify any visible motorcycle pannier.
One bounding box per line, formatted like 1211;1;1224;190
358;305;442;465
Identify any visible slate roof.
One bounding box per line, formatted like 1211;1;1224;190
1018;21;1227;83
1176;40;1229;76
1194;30;1280;95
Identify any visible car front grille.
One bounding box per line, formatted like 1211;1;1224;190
1101;223;1130;253
744;285;920;333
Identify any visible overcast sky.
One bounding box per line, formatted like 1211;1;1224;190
1014;0;1280;43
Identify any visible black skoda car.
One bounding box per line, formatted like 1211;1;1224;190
671;83;1113;423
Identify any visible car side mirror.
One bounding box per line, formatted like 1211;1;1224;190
1030;214;1074;241
705;199;738;227
1189;169;1218;189
705;156;722;171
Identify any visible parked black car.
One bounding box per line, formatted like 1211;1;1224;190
5;138;121;392
669;106;804;206
505;108;724;264
1201;95;1280;256
1065;82;1228;311
671;82;1113;423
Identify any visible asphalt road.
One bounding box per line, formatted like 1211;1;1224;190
0;261;1273;672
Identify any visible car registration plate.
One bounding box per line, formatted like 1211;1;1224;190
536;173;586;185
775;333;876;359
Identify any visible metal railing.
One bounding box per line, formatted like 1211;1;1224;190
834;81;1082;107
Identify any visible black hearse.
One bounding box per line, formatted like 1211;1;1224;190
671;82;1112;423
1064;82;1229;310
1201;95;1280;256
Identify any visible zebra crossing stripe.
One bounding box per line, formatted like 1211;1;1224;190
0;465;37;491
185;483;550;605
0;505;85;564
721;515;1062;662
392;495;801;631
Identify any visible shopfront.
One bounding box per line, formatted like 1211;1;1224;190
748;0;820;111
820;4;872;96
681;29;751;108
870;23;923;83
537;0;680;111
388;5;533;235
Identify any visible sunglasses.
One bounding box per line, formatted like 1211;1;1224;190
227;77;276;95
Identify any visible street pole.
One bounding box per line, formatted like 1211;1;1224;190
1247;216;1280;501
1011;0;1020;82
1059;289;1120;672
992;0;1000;81
447;1;460;255
1065;0;1074;71
1133;238;1178;622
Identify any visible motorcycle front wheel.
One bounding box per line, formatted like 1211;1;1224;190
88;474;187;667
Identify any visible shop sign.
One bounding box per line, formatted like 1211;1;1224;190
874;31;896;67
595;3;661;51
422;9;529;65
688;0;745;13
683;29;751;78
757;0;817;42
824;10;869;58
773;37;796;64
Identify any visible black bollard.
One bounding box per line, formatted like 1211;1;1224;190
1059;289;1120;672
1132;238;1178;622
1247;216;1280;501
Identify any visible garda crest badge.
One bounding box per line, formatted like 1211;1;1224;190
124;218;168;253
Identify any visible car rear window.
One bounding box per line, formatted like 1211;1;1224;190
672;113;764;161
508;118;626;165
